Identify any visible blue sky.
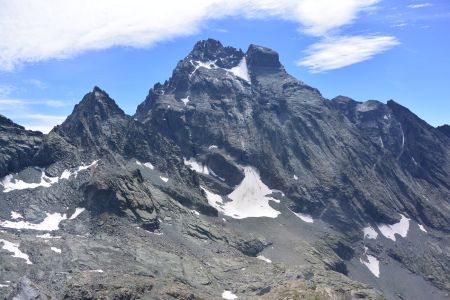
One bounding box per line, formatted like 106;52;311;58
0;0;449;132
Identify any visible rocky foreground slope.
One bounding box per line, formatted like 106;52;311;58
0;39;449;300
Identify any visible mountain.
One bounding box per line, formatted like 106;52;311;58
1;39;449;300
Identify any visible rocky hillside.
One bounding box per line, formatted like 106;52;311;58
0;39;449;300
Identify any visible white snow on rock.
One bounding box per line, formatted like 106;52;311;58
180;96;189;106
36;233;61;239
11;211;23;220
256;255;272;263
191;210;200;216
69;208;85;220
190;60;217;76
222;290;238;299
1;208;85;231
201;166;281;219
87;269;104;273
50;247;61;254
2;160;99;191
0;239;32;264
60;160;99;180
290;209;314;223
0;284;9;288
136;160;155;170
377;214;410;241
208;145;218;150
418;224;427;233
1;170;59;193
160;176;169;183
184;158;209;175
293;174;298;180
360;247;380;277
60;170;71;180
227;57;250;82
363;226;378;239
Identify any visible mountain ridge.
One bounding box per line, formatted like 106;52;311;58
0;39;449;300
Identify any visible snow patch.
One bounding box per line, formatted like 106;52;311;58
290;210;314;223
136;160;155;170
50;247;61;254
11;211;23;220
36;233;61;239
60;160;99;180
160;176;169;183
418;224;427;233
360;247;380;277
1;208;85;231
203;167;280;219
256;255;272;263
208;145;218;150
377;214;410;241
1;170;59;193
363;226;378;239
222;290;238;299
180;96;189;106
0;284;9;288
69;208;85;220
191;210;200;216
0;239;32;264
190;60;217;76
184;158;209;175
293;174;298;180
87;269;104;273
227;57;250;82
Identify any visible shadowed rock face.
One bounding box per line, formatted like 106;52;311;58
1;39;449;300
0;115;43;177
437;124;450;137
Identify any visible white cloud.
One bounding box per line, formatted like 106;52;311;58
408;3;431;9
0;0;381;71
294;0;379;35
298;35;400;72
0;99;67;133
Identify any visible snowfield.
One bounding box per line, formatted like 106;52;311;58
202;166;281;219
0;239;32;264
0;207;85;231
377;214;410;241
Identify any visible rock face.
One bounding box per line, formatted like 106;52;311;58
135;39;449;233
0;39;449;300
0;114;43;177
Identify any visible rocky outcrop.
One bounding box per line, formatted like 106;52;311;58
0;115;43;177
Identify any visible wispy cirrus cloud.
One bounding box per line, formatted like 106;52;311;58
408;3;432;9
0;0;381;71
298;35;400;73
0;98;68;133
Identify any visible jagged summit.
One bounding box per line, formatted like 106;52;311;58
65;86;125;120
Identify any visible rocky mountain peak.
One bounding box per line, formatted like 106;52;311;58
0;114;24;129
62;86;125;125
246;44;283;71
188;38;244;69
